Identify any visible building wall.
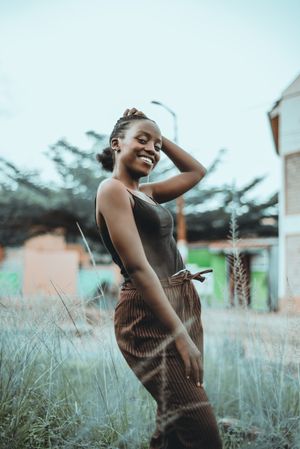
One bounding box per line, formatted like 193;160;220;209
280;96;300;155
0;235;123;299
187;248;211;267
187;246;272;310
268;244;279;310
285;235;300;298
211;254;227;304
187;249;223;306
23;248;79;297
278;95;300;300
285;152;300;215
0;247;23;297
250;251;269;311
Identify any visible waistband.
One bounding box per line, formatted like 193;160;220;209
120;268;213;291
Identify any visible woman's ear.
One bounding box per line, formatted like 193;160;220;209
111;137;120;151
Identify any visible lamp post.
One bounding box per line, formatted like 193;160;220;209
151;100;178;144
151;100;188;263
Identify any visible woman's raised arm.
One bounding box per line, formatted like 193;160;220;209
140;136;206;203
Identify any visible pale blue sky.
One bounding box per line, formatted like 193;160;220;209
1;0;300;197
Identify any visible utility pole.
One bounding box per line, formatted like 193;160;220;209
151;101;188;262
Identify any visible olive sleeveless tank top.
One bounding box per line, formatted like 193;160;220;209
95;189;185;282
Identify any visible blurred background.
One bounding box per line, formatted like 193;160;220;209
1;0;300;313
1;3;300;447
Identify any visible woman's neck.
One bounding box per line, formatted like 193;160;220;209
111;173;140;191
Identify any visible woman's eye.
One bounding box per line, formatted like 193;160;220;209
137;137;160;151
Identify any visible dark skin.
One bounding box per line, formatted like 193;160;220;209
96;107;207;387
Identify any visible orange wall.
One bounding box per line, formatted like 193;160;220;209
23;248;79;297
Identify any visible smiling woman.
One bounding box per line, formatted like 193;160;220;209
96;114;161;174
94;108;222;449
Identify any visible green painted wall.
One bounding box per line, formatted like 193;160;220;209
250;271;268;310
187;249;211;267
188;247;271;310
0;272;22;296
187;249;227;304
211;254;227;303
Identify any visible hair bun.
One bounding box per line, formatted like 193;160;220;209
96;147;114;172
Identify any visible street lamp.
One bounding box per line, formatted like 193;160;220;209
150;100;188;263
151;100;178;144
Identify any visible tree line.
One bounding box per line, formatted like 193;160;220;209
0;131;278;258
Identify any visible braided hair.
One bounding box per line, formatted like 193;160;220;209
96;114;156;172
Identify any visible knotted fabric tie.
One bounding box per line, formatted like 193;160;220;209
168;268;212;294
158;269;213;329
121;268;213;296
159;268;213;287
119;268;212;334
172;268;212;283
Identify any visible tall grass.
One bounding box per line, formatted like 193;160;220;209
0;217;299;448
206;309;300;449
1;290;299;448
0;295;156;449
214;194;300;448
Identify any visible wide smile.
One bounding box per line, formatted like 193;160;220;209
137;155;154;167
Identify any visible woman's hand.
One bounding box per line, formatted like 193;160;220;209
174;330;204;388
123;107;147;118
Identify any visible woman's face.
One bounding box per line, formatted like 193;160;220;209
112;120;162;176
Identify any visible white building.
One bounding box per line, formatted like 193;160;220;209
268;73;300;312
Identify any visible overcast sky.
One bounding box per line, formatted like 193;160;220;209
1;0;300;197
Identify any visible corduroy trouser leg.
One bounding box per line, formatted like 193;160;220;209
114;269;223;449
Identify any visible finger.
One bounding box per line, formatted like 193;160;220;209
198;359;204;386
183;358;191;379
191;358;200;386
129;107;138;115
123;108;130;117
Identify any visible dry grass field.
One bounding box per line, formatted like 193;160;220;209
0;294;299;449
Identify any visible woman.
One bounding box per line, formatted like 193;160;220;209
95;107;223;449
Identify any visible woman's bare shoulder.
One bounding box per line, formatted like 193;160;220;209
97;177;124;194
96;178;132;213
97;178;127;201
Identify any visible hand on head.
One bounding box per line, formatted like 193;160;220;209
123;107;147;118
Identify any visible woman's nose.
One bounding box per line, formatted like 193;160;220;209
145;144;156;154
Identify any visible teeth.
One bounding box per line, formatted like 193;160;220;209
139;156;153;165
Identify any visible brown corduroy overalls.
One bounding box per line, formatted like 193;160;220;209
96;190;223;449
